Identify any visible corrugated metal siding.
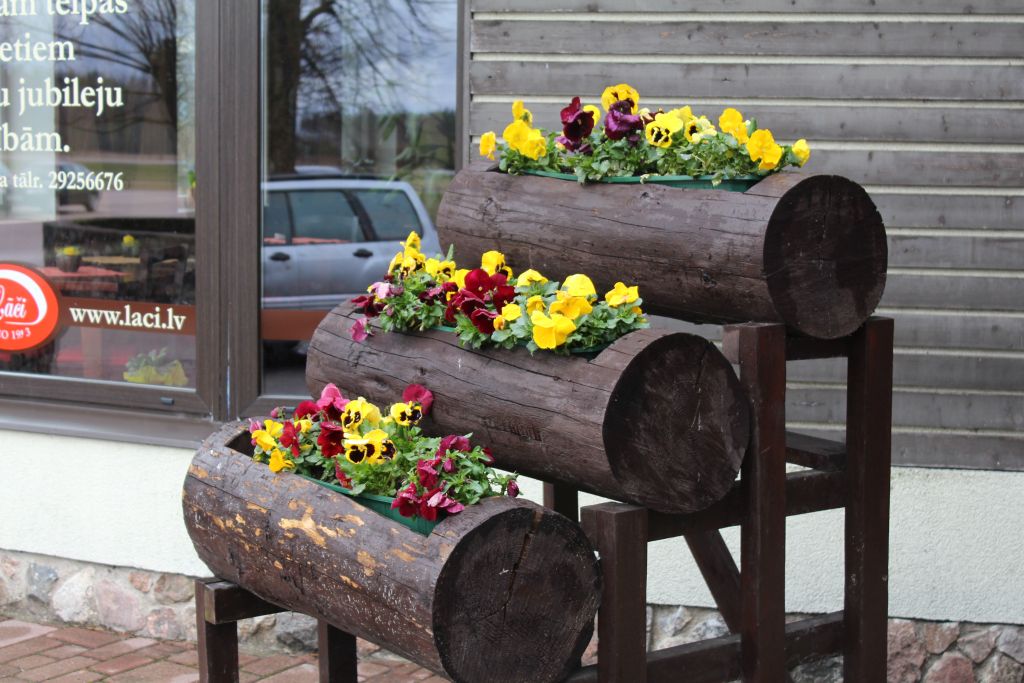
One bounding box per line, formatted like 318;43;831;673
462;2;1024;470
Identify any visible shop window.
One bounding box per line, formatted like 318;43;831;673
0;1;198;396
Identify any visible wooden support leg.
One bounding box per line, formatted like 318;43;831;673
684;530;742;632
318;620;358;683
844;318;894;682
544;482;580;522
732;324;788;683
581;503;649;683
195;579;240;683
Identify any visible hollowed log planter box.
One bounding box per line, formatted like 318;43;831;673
307;306;750;515
182;422;601;683
436;166;888;340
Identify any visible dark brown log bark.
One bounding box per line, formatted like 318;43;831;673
182;422;600;683
435;166;887;339
306;305;750;514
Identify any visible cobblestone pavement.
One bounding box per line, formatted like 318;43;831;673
0;616;441;682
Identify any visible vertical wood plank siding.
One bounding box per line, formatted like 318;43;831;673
462;3;1024;470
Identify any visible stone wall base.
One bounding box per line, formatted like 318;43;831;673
2;551;1022;681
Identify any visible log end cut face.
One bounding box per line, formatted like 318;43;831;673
432;505;600;683
763;175;888;339
602;333;750;514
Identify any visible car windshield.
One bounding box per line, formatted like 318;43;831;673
353;189;422;241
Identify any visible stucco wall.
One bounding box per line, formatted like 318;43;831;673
1;429;1022;625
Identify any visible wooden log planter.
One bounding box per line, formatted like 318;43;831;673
306;305;751;515
436;166;888;340
182;422;601;683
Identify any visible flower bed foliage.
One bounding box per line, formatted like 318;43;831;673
250;383;518;522
479;83;810;185
351;232;648;354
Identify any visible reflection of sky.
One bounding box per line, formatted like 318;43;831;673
295;0;457;116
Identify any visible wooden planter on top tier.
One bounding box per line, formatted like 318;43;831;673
182;422;601;683
306;304;751;515
436;166;887;340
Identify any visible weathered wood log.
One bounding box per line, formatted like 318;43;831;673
306;304;750;514
182;422;600;683
436;166;887;339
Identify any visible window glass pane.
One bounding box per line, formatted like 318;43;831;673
353;189;422;241
263;192;290;244
0;1;197;389
259;0;457;396
289;191;362;243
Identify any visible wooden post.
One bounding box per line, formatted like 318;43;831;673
544;482;580;522
844;318;894;682
318;620;358;683
195;579;240;683
581;503;649;683
730;323;788;683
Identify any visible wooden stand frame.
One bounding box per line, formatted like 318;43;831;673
193;317;892;683
548;318;894;683
194;579;358;683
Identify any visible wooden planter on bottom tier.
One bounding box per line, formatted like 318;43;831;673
182;422;600;683
307;305;751;515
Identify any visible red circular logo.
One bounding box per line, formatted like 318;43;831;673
0;264;61;352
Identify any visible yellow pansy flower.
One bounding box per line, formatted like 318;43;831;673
531;311;577;349
562;274;597;299
494;315;507;331
426;258;457;282
268;448;295;473
451;268;470;291
667;106;693;121
481;250;513;278
503;119;531;148
341;398;381;432
684;116;715;144
516;269;548;286
252;419;284;452
519;128;548;160
365;428;396;461
501;303;522;321
402;230;420;252
718;107;748;143
479;131;497;160
792;139;811;166
747;129;783;171
295;418;313;434
583;104;602;125
512;99;533;124
549;291;593;320
387;251;404;275
605;282;640;307
601;83;640;113
525;295;546;314
389;401;423;426
645;112;685;148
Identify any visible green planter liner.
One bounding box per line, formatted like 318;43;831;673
523;169;761;192
299;474;442;536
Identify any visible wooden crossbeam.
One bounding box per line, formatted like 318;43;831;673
786;431;847;472
198;579;285;625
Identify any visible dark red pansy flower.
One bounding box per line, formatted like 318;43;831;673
392;484;421;518
417;457;441;490
464;268;496;296
482;447;495;465
351;294;383;317
437;434;471;457
317;422;346;458
426;489;465;515
419;286;445;302
560;96;595;144
418;488;442;521
294;400;319;420
403;384;434;415
334;462;352;489
605;99;643;141
316;383;349;421
280;421;300;456
470;307;499;334
492;284;516;310
507;480;520;498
